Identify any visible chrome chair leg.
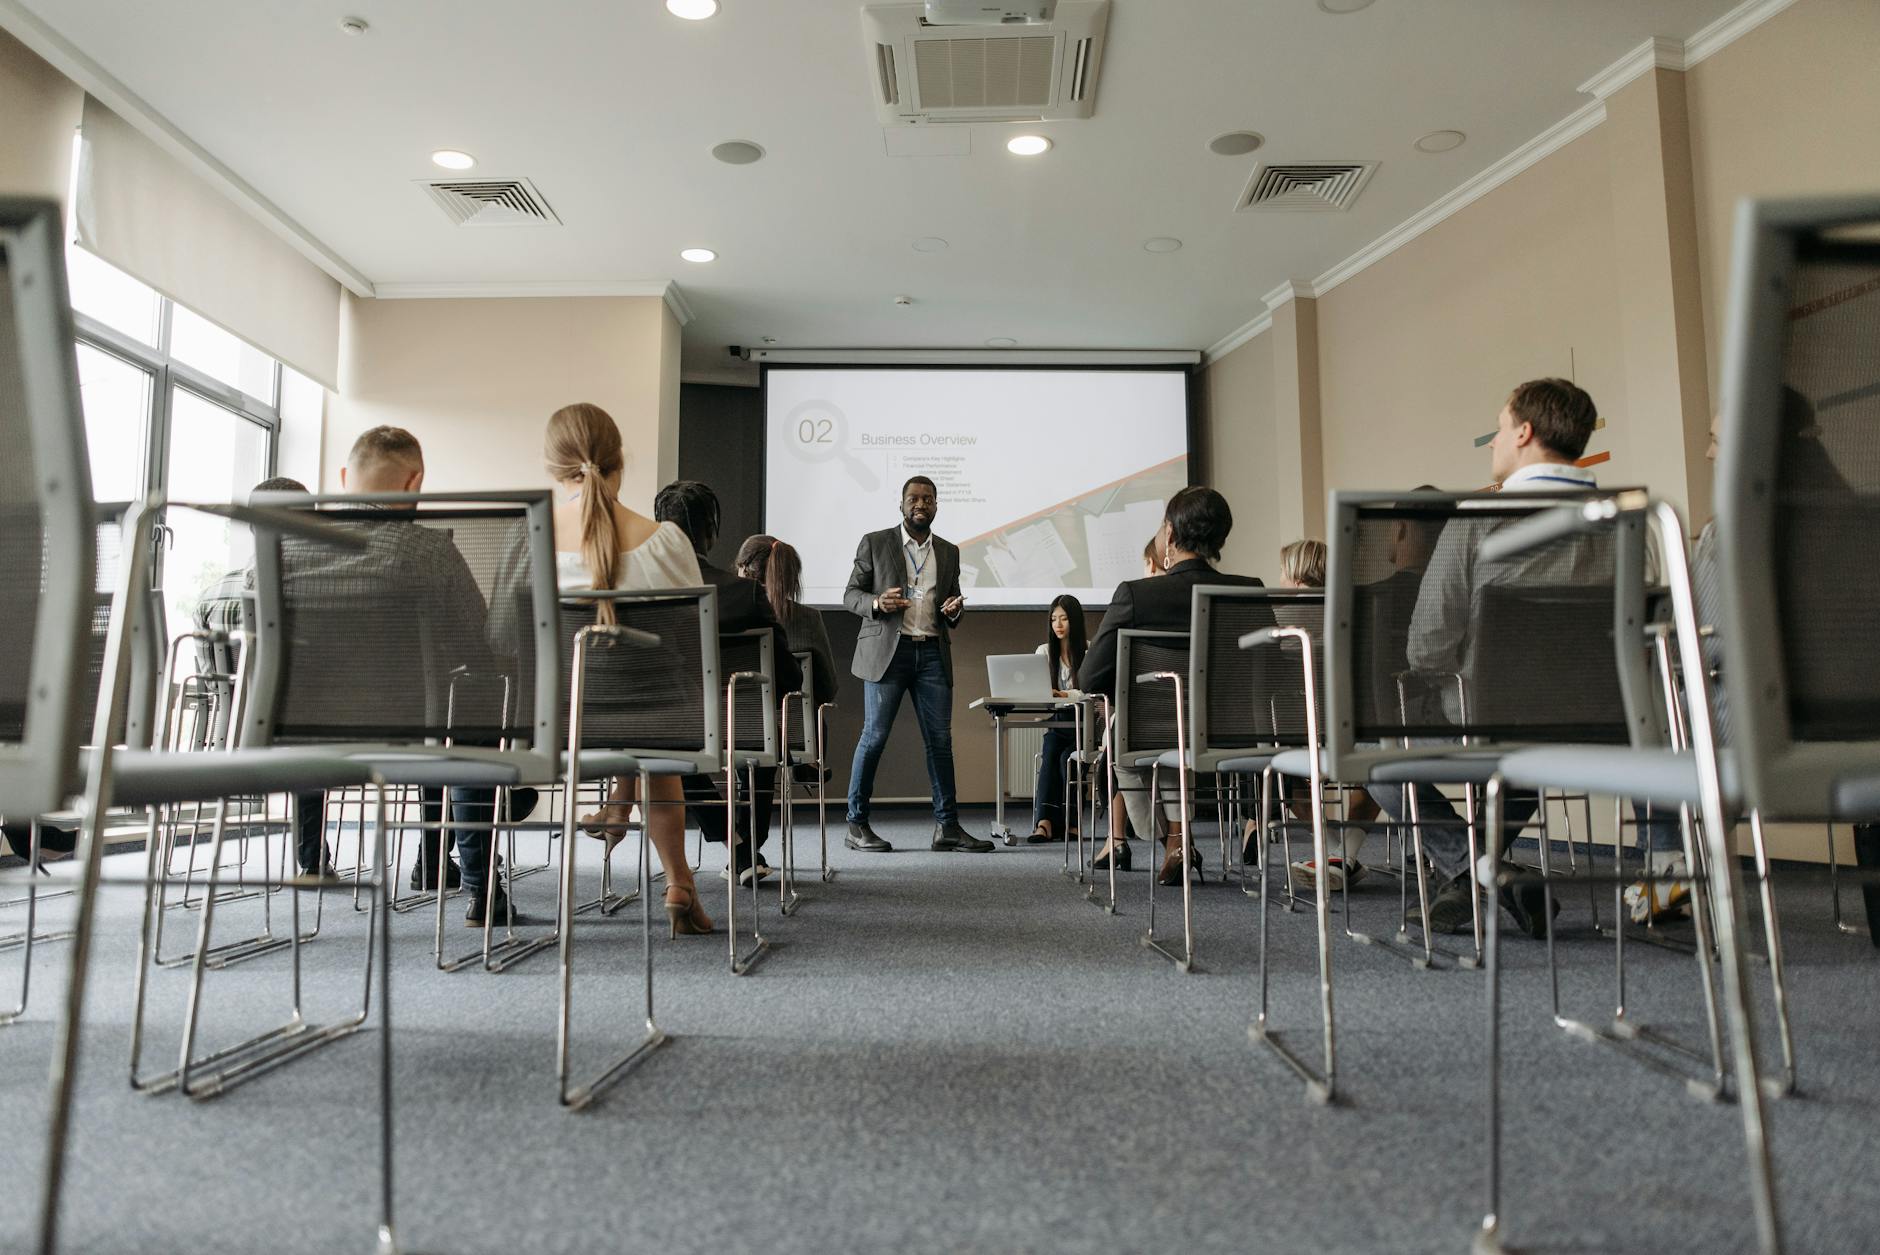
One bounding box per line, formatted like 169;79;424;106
1746;811;1798;1097
1250;760;1335;1104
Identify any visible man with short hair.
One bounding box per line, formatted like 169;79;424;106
340;425;425;493
843;475;989;853
652;480;802;883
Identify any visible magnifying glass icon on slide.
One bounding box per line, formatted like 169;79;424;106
782;399;879;492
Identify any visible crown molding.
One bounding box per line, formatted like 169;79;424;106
1202;310;1274;366
1685;0;1799;67
1261;279;1317;309
372;278;693;325
0;0;376;298
1576;35;1686;101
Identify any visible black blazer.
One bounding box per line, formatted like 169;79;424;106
842;526;964;685
698;556;804;697
1079;558;1266;698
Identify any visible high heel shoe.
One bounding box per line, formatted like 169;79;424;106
1092;838;1132;871
1157;839;1203;887
579;804;634;854
664;884;715;937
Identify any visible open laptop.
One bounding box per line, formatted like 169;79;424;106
985;653;1054;702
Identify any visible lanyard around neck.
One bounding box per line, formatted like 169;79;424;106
904;536;931;580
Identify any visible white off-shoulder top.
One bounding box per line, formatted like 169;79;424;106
555;520;702;593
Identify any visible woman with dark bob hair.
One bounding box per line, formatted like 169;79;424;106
1026;593;1088;842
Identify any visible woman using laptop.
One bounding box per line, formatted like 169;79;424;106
1026;594;1087;843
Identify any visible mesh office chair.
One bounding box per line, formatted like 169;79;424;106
779;646;837;910
1114;628;1195;970
1;198;396;1255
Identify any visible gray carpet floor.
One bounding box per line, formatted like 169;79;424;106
1;807;1876;1255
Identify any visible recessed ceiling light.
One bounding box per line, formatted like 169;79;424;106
1143;237;1183;254
666;0;720;18
430;149;477;171
1006;134;1052;156
711;140;765;165
1208;131;1264;157
986;337;1018;348
680;247;717;263
1414;129;1467;154
1316;0;1375;12
912;236;950;253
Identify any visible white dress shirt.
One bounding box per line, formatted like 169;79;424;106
898;524;940;638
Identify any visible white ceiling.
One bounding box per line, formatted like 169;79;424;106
11;0;1750;378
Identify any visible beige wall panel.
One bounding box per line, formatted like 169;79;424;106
326;295;674;506
0;28;81;200
1201;330;1282;582
1315;129;1626;496
1688;0;1880;446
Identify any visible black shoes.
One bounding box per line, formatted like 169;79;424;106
1156;840;1203;886
465;884;523;928
1092;839;1132;871
410;858;464;892
844;821;893;852
1410;872;1478;935
932;821;995;853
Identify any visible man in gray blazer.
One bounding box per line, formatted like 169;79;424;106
843;476;993;853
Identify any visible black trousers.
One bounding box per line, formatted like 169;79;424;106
1857;823;1880;948
682;770;778;852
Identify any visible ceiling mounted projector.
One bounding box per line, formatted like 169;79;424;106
924;1;1056;23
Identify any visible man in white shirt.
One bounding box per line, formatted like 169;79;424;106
1379;378;1621;937
842;476;989;853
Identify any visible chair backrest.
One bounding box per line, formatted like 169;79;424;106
1114;628;1190;761
0;199;95;817
1324;489;1652;779
244;492;560;773
719;627;780;757
787;648;816;756
1190;585;1321;755
560;587;720;759
76;504;163;750
1714;194;1880;818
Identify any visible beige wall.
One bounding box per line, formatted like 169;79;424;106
325;294;677;505
0;27;81;200
1199;327;1281;581
1688;0;1880;414
1315;127;1626;496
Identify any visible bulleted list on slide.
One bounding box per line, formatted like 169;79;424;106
765;367;1188;607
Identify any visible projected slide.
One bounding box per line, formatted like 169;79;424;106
764;368;1189;607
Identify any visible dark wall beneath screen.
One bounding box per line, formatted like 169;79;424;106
677;382;763;571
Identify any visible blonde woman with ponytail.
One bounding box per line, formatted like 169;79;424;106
543;403;714;935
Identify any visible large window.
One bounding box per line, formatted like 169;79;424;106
68;244;301;669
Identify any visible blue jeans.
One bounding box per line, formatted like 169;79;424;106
1372;785;1680;881
1031;724;1078;832
847;636;956;825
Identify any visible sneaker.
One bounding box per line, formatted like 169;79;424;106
1625;853;1692;924
1289;857;1367;891
1408;871;1478;935
465;885;524;928
410;858;464;892
739;859;775;886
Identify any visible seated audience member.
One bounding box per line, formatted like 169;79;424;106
1270;535;1380;889
653;483;802;884
538;406;715;934
192;477;334;877
733;535;839;876
1142;531;1162;578
292;427;512;920
1094;534;1169;860
1026;594;1087;844
1082;487;1267;884
1373;379;1679;938
1277;538;1326;590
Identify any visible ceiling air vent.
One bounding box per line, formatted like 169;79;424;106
422;178;561;228
1236;162;1378;213
863;1;1109;125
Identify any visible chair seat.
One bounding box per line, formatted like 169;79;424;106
1367;752;1504;787
1271;749;1330;778
1215;752;1283;775
1154;747;1280;774
344;751;527;788
1834;771;1880;820
88;747;376;808
1498;746;1740;810
560;750;641;782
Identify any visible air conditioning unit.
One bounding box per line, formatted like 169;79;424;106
924;1;1056;23
863;0;1109;126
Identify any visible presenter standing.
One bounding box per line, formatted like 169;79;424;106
843;476;993;854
